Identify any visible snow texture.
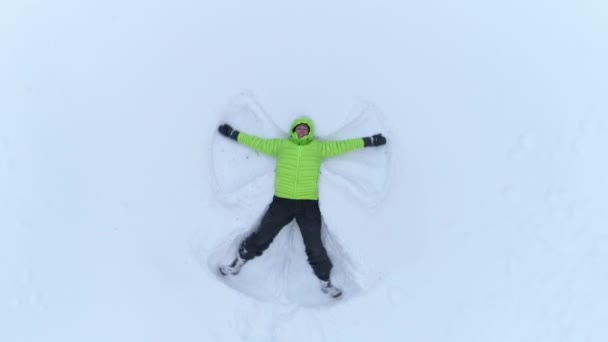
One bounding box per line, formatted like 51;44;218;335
1;0;608;341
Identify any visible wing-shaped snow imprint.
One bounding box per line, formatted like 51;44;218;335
320;101;392;206
210;91;284;205
205;94;389;306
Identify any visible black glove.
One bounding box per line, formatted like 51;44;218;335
218;123;239;141
363;133;387;147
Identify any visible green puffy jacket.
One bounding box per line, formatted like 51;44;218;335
237;117;364;200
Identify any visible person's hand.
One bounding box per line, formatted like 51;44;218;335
218;123;239;141
362;133;387;147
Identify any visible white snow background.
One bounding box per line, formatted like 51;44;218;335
1;0;608;341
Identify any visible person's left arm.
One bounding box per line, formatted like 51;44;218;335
320;133;387;158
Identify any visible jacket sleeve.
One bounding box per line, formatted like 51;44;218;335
237;132;281;156
320;138;365;158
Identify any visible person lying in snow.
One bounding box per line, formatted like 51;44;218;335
216;117;386;298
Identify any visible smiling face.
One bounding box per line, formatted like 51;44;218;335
294;124;310;139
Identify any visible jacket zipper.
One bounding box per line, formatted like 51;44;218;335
293;145;302;198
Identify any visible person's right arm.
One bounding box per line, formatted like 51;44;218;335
217;123;281;156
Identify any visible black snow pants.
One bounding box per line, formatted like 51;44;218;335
238;196;333;281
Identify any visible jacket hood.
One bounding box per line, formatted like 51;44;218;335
289;117;315;145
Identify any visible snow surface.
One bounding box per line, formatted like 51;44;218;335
2;0;608;341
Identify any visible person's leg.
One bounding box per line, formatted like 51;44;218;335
239;197;295;260
295;200;333;281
